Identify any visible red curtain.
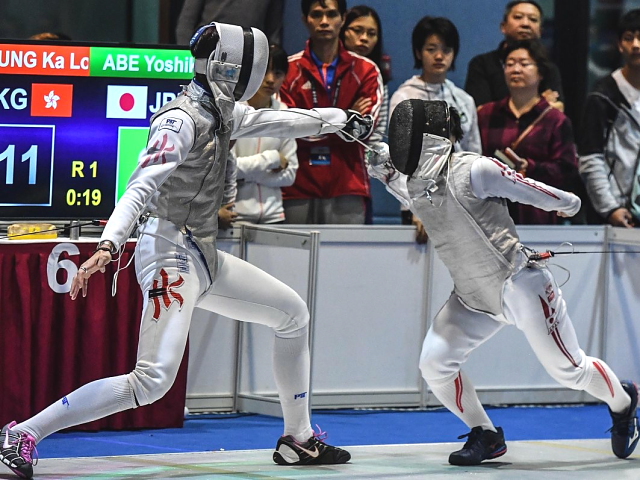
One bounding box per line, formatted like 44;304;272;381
0;241;188;431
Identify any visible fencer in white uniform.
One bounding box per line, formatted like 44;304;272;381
0;22;374;479
367;99;639;466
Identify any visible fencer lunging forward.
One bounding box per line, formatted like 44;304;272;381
0;23;373;479
368;99;639;466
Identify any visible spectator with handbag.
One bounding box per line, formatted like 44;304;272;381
477;39;579;225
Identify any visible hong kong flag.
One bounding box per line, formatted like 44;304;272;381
31;83;73;117
106;85;148;119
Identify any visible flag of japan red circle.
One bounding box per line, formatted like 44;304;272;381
119;93;135;112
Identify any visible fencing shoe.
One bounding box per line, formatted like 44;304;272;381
0;421;37;479
448;426;507;466
273;428;351;465
609;381;639;459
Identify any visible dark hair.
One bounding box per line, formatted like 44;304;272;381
301;0;346;17
268;44;289;75
411;16;460;70
502;1;544;22
449;106;464;143
617;9;640;41
29;32;72;40
501;39;551;81
339;5;389;84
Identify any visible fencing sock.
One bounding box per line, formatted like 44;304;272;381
273;330;313;441
12;375;137;442
429;370;496;432
584;358;631;414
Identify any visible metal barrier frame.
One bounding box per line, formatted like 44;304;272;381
231;223;320;416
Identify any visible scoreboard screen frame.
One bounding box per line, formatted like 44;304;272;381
0;39;193;220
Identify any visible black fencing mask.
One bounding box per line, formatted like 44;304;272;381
388;99;451;176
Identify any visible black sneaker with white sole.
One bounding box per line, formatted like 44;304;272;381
273;433;351;465
448;426;507;466
609;380;640;459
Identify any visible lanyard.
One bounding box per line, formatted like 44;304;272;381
310;78;342;108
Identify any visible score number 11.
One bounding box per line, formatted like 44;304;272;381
0;145;37;184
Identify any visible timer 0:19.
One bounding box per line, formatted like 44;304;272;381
66;188;102;206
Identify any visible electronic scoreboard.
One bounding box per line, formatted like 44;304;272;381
0;40;193;219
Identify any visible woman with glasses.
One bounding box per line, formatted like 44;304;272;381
340;5;390;224
477;39;580;225
340;5;390;146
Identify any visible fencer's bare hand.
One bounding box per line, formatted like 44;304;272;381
609;207;635;228
70;250;111;300
351;96;372;115
557;211;571;218
218;203;238;230
412;215;429;244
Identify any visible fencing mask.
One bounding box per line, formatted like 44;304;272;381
388;99;455;176
190;22;269;101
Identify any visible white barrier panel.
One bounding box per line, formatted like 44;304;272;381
605;228;640;382
186;225;640;413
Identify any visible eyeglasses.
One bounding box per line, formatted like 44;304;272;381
504;60;537;69
346;26;378;39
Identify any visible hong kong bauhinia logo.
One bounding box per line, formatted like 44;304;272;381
148;269;185;321
140;133;175;168
44;90;60;109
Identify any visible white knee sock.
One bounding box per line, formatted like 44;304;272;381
13;375;137;442
273;332;313;441
584;358;631;414
429;371;496;432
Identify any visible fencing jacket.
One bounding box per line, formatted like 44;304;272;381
377;137;580;315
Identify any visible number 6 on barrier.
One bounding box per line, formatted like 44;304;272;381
47;243;81;293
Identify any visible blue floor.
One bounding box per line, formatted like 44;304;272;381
38;404;613;459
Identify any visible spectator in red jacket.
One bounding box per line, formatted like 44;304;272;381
279;0;383;224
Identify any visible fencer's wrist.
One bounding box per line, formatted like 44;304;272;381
95;240;117;255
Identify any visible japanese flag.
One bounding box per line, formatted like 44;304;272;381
106;85;148;119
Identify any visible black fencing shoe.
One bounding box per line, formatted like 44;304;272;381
0;421;38;479
609;381;639;459
273;430;351;465
448;426;507;466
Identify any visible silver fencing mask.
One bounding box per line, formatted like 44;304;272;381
191;22;269;101
388;99;451;176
